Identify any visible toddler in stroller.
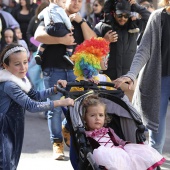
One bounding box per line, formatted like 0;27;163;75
57;82;165;170
82;94;165;170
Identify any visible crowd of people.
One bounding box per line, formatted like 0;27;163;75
0;0;169;170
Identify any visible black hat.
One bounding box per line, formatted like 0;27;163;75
116;0;131;15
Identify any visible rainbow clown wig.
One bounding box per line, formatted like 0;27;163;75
71;37;110;79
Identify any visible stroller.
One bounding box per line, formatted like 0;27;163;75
57;81;146;170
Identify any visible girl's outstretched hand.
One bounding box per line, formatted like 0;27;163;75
60;98;74;107
113;77;133;90
54;98;74;107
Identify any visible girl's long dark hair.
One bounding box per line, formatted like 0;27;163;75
0;28;18;53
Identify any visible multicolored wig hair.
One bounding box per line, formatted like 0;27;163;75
71;37;110;79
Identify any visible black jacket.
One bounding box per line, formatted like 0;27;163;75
94;3;150;80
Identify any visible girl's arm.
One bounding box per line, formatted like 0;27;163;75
4;82;74;113
27;87;55;101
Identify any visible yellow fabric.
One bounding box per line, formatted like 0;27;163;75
70;74;114;92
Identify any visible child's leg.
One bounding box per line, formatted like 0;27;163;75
103;0;116;24
35;43;47;65
128;17;140;34
63;45;74;65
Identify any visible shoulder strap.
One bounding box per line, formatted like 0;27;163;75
48;8;54;25
108;129;119;146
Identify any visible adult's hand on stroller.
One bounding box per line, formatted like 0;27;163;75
113;77;133;90
54;98;74;107
88;78;99;84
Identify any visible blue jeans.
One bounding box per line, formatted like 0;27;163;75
149;76;170;153
43;68;76;143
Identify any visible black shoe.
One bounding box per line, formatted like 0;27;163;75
63;54;74;65
157;166;161;170
35;55;42;65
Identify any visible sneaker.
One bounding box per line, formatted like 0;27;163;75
63;54;74;66
35;55;42;65
62;125;70;147
128;28;140;33
53;142;65;160
157;166;161;170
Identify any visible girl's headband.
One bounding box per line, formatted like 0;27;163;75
3;46;27;62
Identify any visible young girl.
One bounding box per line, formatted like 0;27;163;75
0;43;74;170
14;27;30;55
82;94;166;170
0;27;18;51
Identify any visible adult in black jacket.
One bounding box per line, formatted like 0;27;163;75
94;0;150;101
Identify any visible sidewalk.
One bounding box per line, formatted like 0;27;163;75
18;104;170;170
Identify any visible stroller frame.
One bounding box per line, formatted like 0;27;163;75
57;81;146;170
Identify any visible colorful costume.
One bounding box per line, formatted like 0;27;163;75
85;127;165;170
70;37;113;91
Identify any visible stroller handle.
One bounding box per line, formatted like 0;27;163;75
56;80;115;95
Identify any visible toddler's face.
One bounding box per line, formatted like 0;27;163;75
85;104;105;130
3;52;28;79
55;0;66;8
15;28;22;40
4;30;14;45
100;54;109;70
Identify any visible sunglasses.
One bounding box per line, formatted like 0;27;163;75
116;14;130;19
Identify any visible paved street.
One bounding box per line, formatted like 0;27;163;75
17;104;170;170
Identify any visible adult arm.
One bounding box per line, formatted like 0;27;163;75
34;21;76;45
131;2;151;32
26;16;37;51
1;11;19;28
70;13;97;39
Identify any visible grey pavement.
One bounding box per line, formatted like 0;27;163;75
17;104;170;170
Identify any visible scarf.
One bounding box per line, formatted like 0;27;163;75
0;69;32;93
